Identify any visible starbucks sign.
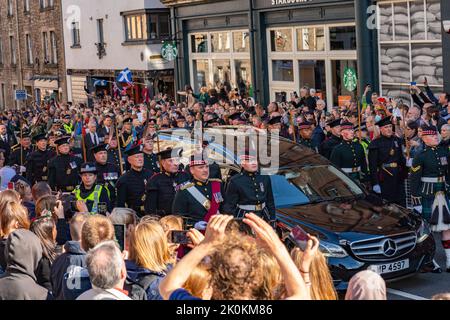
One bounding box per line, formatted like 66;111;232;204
343;67;357;92
161;42;178;62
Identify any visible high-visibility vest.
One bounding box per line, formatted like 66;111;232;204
73;184;104;214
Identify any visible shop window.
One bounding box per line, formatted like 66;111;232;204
296;27;325;51
299;60;326;100
272;60;294;82
233;31;250;53
235;60;251;97
329;26;356;50
212;60;231;88
191;34;208;53
211;32;231;53
331;60;357;106
270;29;292;52
193;60;209;92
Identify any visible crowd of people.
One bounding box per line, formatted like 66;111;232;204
0;75;449;300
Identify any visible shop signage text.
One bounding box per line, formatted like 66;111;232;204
271;0;313;6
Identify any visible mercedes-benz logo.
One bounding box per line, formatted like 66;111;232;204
383;239;397;257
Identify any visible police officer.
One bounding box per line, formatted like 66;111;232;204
172;153;224;223
116;144;152;217
62;115;74;135
368;117;406;205
8;130;33;172
222;150;276;226
73;162;112;214
48;137;82;192
26;133;56;185
142;134;160;175
320;119;342;160
296;121;315;151
354;122;371;159
410;125;450;273
330;122;368;183
92;143;120;203
144;147;190;216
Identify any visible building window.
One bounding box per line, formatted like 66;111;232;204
40;0;54;9
299;60;326;100
43;32;49;63
329;26;356;50
71;22;81;47
97;19;104;44
123;12;169;42
296;27;325;51
0;39;4;65
270;29;293;52
24;0;30;13
13;85;17;108
7;0;13;16
26;34;33;65
378;0;442;105
272;60;294;82
9;36;16;66
50;31;57;64
0;84;5;110
188;30;252;96
331;60;358;106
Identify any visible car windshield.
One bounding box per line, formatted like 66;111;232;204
269;165;364;208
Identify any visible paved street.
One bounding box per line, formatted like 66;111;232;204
387;233;449;300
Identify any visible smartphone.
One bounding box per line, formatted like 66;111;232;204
113;224;126;251
290;225;310;251
169;230;192;245
7;182;14;190
70;201;78;212
98;202;107;215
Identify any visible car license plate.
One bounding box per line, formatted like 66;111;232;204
368;259;409;275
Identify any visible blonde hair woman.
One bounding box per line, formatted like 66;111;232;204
291;244;338;300
126;220;173;300
159;215;183;261
183;262;212;299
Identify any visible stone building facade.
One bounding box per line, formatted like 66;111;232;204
0;0;67;110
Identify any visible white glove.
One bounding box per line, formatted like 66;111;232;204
19;166;26;173
413;206;423;214
372;184;381;194
194;221;208;231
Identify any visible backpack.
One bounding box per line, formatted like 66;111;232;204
124;274;159;301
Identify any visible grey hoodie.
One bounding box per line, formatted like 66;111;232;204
0;229;50;300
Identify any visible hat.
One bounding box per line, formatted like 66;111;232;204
354;122;368;132
205;118;220;127
268;116;282;125
10;174;31;186
123;117;133;124
91;143;108;154
63;115;71;119
80;163;97;174
21;130;31;139
33;133;47;142
375;117;392;128
157;147;182;160
125;144;144;157
340;122;354;131
229;112;244;121
327;119;342;128
54;137;71;146
176;116;186;122
406;121;419;130
189;152;208;167
298;121;312;130
421;124;438;136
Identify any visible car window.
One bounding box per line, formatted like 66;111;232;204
270;175;310;208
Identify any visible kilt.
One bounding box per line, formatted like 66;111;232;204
421;182;450;232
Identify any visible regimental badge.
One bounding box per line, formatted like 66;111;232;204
260;182;265;192
441;157;448;165
203;199;211;210
70;162;77;169
66;168;71;175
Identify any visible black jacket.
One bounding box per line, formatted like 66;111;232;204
50;241;86;300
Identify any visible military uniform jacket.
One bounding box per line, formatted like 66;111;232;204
144;171;191;216
320;135;341;160
185;162;223;181
25;149;56;185
119;131;134;149
172;179;224;221
410;145;449;199
330;140;368;178
143;152;160;175
48;154;83;192
297;138;314;150
8;146;32;166
107;148;124;170
116;168;153;217
222;170;276;218
368;135;406;185
96;162;120;185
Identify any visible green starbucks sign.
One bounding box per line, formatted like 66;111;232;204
343;67;357;92
161;42;178;62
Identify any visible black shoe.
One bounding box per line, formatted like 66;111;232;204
432;267;442;274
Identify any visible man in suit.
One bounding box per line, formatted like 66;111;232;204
0;123;16;161
85;121;100;162
97;114;113;142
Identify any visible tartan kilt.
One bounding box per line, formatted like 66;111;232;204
421;196;434;222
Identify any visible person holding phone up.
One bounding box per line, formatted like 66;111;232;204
172;152;224;223
73;163;112;214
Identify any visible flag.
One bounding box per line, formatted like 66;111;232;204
93;79;108;87
113;82;121;99
116;68;133;85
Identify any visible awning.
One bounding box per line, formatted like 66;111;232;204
33;79;58;90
